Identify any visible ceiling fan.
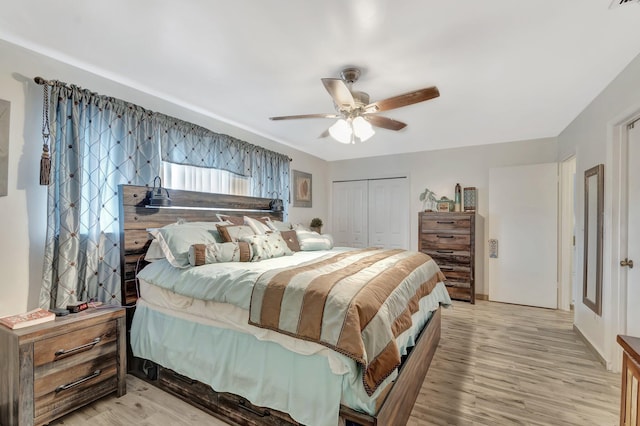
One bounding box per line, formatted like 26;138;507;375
269;67;440;144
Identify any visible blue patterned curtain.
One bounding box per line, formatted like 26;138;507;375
40;84;160;309
40;82;291;309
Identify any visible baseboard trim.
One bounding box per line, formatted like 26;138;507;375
475;294;488;301
573;324;607;367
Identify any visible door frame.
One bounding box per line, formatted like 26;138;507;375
606;108;640;372
559;155;576;311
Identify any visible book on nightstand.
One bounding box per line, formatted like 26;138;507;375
0;308;56;330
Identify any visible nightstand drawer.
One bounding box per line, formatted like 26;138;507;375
33;320;117;367
34;354;118;421
438;264;471;282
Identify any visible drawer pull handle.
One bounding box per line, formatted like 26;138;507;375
440;266;454;271
238;398;270;417
437;235;455;239
436;221;455;224
436;250;454;253
55;337;101;357
55;369;101;393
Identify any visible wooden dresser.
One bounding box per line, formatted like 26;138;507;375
419;211;476;303
617;334;640;426
0;307;126;426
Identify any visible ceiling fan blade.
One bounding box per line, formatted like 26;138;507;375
365;86;440;113
321;78;355;109
269;113;340;121
363;115;407;131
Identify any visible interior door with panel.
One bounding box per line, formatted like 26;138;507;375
332;180;368;248
626;122;639;337
488;163;558;308
368;178;410;249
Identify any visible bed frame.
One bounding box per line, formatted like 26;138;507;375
118;184;441;426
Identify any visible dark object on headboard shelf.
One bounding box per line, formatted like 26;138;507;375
147;176;171;207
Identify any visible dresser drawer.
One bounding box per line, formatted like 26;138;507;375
424;249;471;265
421;233;470;251
437;264;471;282
421;216;471;232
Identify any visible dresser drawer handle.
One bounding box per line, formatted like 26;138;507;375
436;235;455;239
55;369;101;393
55;337;101;357
436;221;455;224
436;250;454;253
238;398;270;417
440;266;454;271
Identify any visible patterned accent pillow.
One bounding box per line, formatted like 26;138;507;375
244;216;271;235
280;230;301;252
188;242;252;266
240;233;293;261
216;224;255;242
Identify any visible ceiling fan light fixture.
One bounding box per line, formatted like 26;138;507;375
352;116;375;142
329;119;353;144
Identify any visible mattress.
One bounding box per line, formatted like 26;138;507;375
132;249;451;425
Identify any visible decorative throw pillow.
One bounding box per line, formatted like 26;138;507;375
266;219;293;232
280;230;301;252
217;224;255;242
149;221;228;268
240;233;293;261
215;214;244;226
188;241;252;266
295;230;334;251
244;216;271;235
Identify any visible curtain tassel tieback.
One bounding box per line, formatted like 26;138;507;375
40;143;51;185
39;81;51;186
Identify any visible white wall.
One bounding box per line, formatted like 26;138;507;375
0;40;328;317
328;137;558;296
558;51;640;368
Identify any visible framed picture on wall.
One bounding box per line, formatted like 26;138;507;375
292;170;312;207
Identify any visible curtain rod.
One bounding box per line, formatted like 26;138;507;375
33;76;293;162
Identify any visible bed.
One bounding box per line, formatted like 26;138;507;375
118;184;451;426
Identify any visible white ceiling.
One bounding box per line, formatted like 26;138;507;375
1;1;640;161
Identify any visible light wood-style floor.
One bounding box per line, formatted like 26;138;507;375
50;301;620;426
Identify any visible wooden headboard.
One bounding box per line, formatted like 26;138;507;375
118;184;284;306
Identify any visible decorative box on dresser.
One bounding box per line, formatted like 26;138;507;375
617;334;640;426
0;307;126;426
419;211;476;303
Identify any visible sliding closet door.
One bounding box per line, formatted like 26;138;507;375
368;178;410;249
332;180;368;247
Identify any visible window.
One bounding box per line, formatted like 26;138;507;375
160;161;250;196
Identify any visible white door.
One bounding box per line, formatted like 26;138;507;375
332;181;368;247
626;122;640;336
489;163;558;308
368;178;410;249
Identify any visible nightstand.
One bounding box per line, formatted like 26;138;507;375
0;307;126;426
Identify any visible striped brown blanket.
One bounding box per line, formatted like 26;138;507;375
249;248;446;396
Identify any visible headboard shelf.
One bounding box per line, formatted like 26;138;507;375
118;184;284;306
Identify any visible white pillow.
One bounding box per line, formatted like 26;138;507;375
295;230;334;251
244;216;271;235
144;239;165;262
266;219;293;232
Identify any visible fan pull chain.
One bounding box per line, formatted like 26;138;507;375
40;83;51;185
